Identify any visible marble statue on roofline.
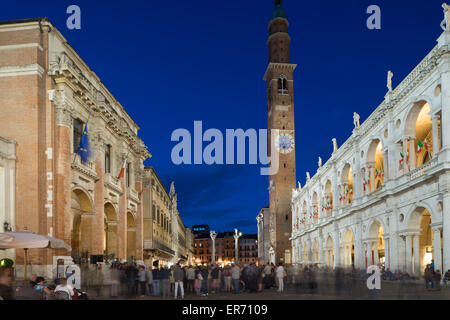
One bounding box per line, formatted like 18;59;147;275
441;3;450;31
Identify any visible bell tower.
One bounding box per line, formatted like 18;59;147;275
264;0;297;264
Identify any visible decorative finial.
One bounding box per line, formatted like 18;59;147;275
275;0;282;7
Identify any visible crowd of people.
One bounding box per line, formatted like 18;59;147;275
2;260;450;300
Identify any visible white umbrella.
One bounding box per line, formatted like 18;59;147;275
0;231;71;282
0;234;13;243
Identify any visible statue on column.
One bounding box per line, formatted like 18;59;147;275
306;172;311;182
169;181;176;196
441;3;450;31
353;112;361;128
332;138;338;153
318;157;322;168
298;181;302;190
387;70;394;92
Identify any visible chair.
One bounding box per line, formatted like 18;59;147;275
54;290;70;300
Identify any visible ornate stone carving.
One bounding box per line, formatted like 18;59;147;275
54;89;74;128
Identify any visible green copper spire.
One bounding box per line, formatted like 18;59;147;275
271;0;287;20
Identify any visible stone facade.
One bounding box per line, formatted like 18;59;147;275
0;18;190;276
291;13;450;276
141;167;192;267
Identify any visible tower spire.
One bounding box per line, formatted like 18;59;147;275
275;0;282;7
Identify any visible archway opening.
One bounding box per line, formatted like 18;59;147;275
368;222;385;267
368;140;384;190
104;203;118;258
343;230;354;268
408;207;437;274
341;164;353;205
127;212;137;260
414;103;433;167
312;192;319;222
324;180;333;216
71;189;93;260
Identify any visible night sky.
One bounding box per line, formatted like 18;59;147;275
1;0;444;234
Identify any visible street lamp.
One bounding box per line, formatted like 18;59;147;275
234;229;242;263
210;230;217;265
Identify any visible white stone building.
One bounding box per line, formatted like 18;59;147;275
291;12;450;276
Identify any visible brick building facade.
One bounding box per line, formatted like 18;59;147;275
0;18;192;276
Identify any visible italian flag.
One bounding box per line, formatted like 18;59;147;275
117;151;130;179
417;139;424;153
399;152;405;169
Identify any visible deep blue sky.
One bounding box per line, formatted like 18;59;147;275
1;0;444;234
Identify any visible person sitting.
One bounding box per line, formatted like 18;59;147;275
0;269;15;300
33;277;53;300
444;270;450;286
54;278;74;300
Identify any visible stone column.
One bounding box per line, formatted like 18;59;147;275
54;89;73;253
413;234;420;275
405;235;412;275
334;232;340;268
431;114;440;156
433;227;442;273
92;130;105;255
332;167;339;214
409;138;416;170
364;242;369;268
353;151;362;200
373;241;379;265
135;174;144;260
388;141;398;179
384;236;390;270
443;193;450;272
367;162;375;192
118;159;128;260
398;235;406;272
353;229;361;269
402;138;409;172
440;66;450;158
382;149;389;181
318;239;323;264
389;234;398;272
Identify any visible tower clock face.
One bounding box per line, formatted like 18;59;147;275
276;133;295;154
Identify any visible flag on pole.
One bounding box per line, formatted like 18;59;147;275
399;152;405;170
424;138;429;151
77;121;92;163
117;151;130;179
417;139;424;153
